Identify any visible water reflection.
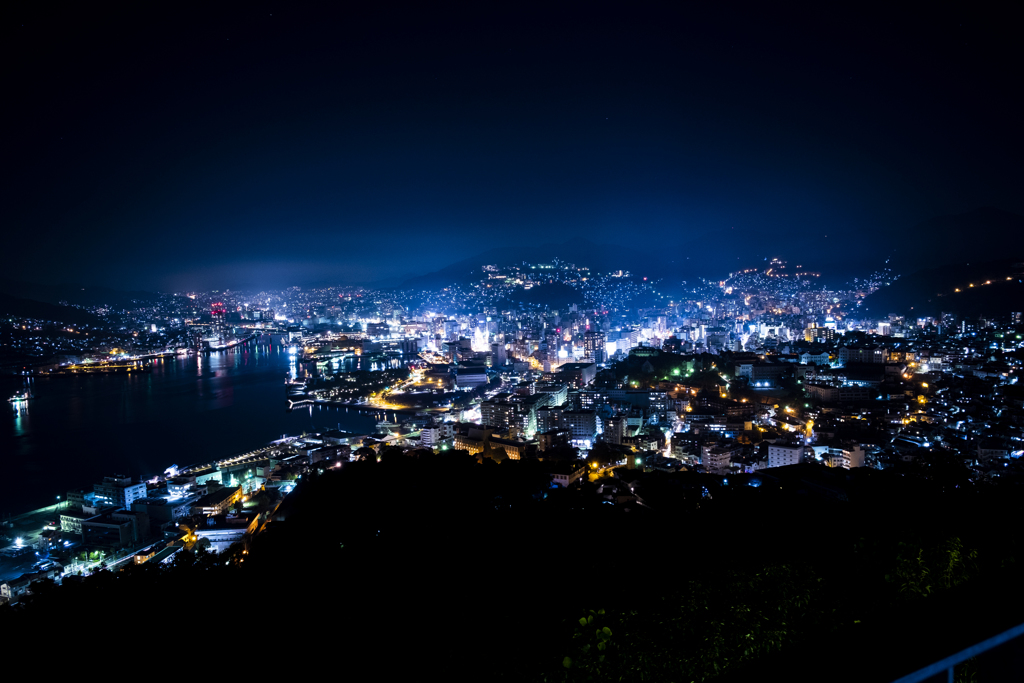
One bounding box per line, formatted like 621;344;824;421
11;400;29;437
0;334;389;513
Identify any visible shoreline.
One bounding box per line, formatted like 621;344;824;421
3;501;65;524
1;332;437;528
292;398;444;416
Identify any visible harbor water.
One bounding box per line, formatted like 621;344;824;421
0;335;404;515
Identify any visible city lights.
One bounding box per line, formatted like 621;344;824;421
1;5;1021;672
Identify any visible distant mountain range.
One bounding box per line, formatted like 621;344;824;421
395;208;1024;291
0;292;101;326
399;239;686;290
885;207;1024;274
0;278;160;307
2;208;1015;317
861;259;1024;318
0;278;162;326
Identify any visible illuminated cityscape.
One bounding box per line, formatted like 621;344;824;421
2;3;1023;679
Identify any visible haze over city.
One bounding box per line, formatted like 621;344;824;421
5;4;1022;291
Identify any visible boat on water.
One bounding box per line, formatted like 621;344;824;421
56;362;151;374
8;390;31;403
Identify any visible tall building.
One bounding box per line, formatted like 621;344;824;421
481;399;518;431
93;475;147;511
490;341;507;366
536;406;565;433
563;410;602;448
701;442;739;475
824;445;865;469
804;324;837;344
583;330;606;363
535;382;568;407
482;393;540;437
557;362;597;388
768;444;804;468
420;422;441;448
604;416;626;445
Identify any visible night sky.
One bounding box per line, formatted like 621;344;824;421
4;3;1021;291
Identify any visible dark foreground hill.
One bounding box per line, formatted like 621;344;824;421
861;259;1024;318
5;454;1024;681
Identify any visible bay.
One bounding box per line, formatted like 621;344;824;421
0;335;399;515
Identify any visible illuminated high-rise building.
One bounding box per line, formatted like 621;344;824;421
583;330;606;363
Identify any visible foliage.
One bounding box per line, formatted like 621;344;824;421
561;610;613;679
4;455;1019;679
353;446;378;461
555;563;822;682
954;657;978;683
886;537;978;599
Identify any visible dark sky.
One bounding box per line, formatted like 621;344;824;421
4;3;1021;292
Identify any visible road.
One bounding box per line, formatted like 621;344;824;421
589;462;626;482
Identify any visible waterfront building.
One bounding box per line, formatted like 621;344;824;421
60;506;116;537
420;422;441;448
192;486;242;517
93;475;147;511
1;566;62;604
82;511;143;547
133;495;200;527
